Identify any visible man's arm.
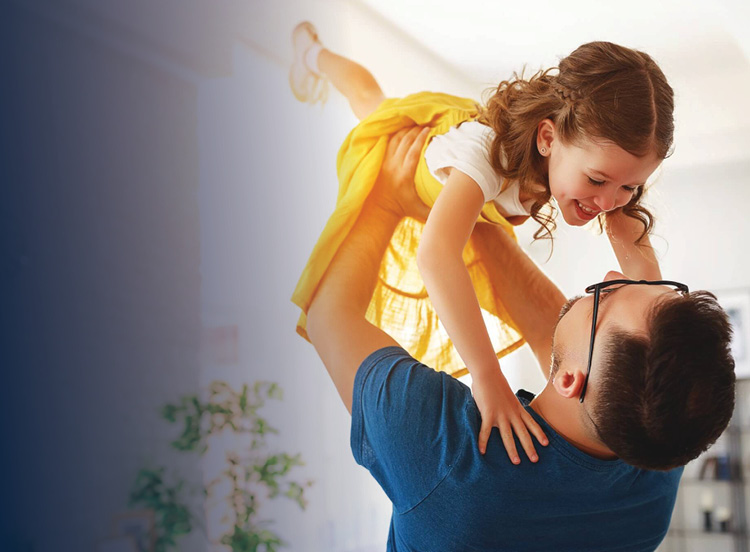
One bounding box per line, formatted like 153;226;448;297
470;223;566;376
306;127;429;414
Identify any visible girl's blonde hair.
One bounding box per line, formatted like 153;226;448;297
477;41;674;243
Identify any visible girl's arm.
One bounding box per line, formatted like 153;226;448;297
606;210;662;280
416;171;501;385
417;169;547;461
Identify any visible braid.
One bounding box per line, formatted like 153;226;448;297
551;79;579;103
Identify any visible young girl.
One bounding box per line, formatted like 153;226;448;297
290;22;673;463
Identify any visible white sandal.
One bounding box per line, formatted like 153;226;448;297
289;21;329;105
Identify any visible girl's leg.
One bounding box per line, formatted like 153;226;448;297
291;22;385;120
316;49;385;120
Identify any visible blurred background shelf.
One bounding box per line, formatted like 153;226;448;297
663;379;750;552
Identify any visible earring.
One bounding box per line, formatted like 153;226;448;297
540;147;547;155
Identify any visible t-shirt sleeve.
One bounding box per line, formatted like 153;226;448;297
350;346;473;513
423;121;502;202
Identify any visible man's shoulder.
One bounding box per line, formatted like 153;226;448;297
355;346;472;405
354;346;474;432
351;346;475;513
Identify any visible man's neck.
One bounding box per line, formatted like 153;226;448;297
528;387;618;461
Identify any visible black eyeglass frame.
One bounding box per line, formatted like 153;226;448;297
578;279;690;403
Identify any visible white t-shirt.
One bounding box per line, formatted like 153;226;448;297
424;121;531;218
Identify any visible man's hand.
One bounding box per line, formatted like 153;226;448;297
369;126;432;221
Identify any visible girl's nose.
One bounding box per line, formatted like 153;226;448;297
594;188;618;212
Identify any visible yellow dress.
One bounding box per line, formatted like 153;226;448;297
292;91;526;377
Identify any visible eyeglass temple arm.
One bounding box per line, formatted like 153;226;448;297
579;286;601;403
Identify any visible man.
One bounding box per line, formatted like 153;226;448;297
305;128;735;551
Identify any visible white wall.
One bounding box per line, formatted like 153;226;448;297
196;41;455;551
2;3;208;551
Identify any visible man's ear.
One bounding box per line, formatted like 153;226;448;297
537;119;556;156
552;366;587;400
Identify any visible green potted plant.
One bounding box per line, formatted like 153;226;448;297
130;381;311;552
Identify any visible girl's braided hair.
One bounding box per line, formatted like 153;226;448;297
477;41;674;244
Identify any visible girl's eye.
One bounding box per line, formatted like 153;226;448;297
588;177;605;186
623;185;637;193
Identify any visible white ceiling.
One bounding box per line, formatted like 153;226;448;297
358;0;746;81
43;0;750;169
355;0;750;168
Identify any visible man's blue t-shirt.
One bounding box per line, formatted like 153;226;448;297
350;347;683;552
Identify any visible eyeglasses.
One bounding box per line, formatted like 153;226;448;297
578;279;690;403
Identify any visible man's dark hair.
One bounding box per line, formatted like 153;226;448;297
591;291;736;471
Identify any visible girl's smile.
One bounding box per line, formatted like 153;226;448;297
574;200;600;221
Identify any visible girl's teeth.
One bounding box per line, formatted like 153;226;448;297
578;201;596;215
